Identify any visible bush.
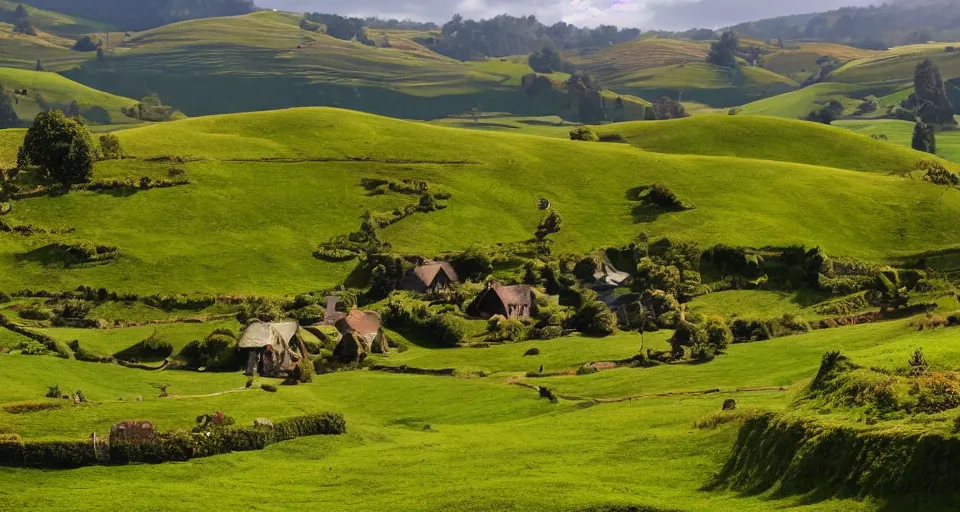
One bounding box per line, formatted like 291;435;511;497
261;384;278;393
523;347;541;356
98;134;122;160
17;340;49;356
538;386;559;403
573;300;617;337
297;357;314;383
569;127;599;142
115;329;173;361
534;326;563;340
18;303;52;321
425;314;468;347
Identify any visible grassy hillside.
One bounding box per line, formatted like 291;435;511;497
595;115;943;173
830;43;960;89
836;118;960;162
0;67;138;124
3;108;960;296
12;11;628;121
738;82;866;118
763;42;877;82
0;0;114;36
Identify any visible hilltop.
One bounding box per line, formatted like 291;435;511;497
0;67;138;124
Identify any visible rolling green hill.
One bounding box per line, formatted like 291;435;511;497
0;66;138;124
763;42;878;82
3;108;960;296
23;11;640;121
595;114;942;173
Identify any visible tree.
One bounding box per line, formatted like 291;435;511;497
34;58;42;71
707;31;739;68
912;121;936;154
72;35;99;52
574;300;617;337
568;126;598;141
96;47;106;63
807;100;844;124
67;100;81;118
16;110;95;186
13;16;36;35
914;59;956;126
536;210;563;239
908;347;929;377
653;96;688;120
529;46;564;73
0;86;20;129
565;72;606;123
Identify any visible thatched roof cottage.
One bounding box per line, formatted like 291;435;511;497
467;283;536;319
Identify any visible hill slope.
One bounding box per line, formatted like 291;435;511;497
0;67;138;124
2;108;960;295
595;114;943;174
565;38;798;108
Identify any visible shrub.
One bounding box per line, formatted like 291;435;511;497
703;316;733;355
573;300;617;337
908;347;929;377
576;364;598;375
523;347;541;356
534;326;563;340
298;357;314;383
45;384;63;399
488;317;530;342
646;183;693;210
261;384;278;393
425;314;468;347
98;134;122;160
17;340;49;356
911;314;948;331
18;303;52;321
535;210;563;239
569;127;599;141
538;386;559;403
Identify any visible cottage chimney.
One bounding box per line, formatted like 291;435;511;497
324;296;341;322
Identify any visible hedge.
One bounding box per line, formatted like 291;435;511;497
1;413;345;469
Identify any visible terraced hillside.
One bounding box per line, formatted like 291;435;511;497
565;38;798;107
21;11;640;121
763;42;877;82
2;108;959;296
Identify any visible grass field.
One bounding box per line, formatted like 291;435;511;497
0;66;138;124
763;42;878;82
835;118;960;162
596;115;944;173
4;108;960;296
2;310;958;510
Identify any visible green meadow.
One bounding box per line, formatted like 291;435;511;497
3;6;960;511
4;108;960;295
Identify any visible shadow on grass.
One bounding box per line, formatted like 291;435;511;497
94;187;140;198
15;244;86;268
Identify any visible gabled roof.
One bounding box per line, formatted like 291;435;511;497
334;308;382;336
492;284;533;307
400;261;459;291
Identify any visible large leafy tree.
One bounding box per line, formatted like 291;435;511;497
707;31;739;68
17;110;95;186
914;59;956;126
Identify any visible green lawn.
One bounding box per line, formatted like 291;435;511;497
375;330;673;374
39;319;239;358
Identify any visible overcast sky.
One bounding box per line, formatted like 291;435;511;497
257;0;881;31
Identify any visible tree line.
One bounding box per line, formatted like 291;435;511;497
727;0;960;49
424;14;643;61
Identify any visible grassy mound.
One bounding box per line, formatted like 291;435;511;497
4;108;960;294
0;67;138;124
595;115;942;173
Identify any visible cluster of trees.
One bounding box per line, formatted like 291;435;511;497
807;100;845;125
23;0;254;31
528;46;571;74
0;85;19;128
2;4;36;36
362;17;438;31
426;14;641;61
706;31;739;69
121;94;176;122
727;0;960;49
302;13;374;45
